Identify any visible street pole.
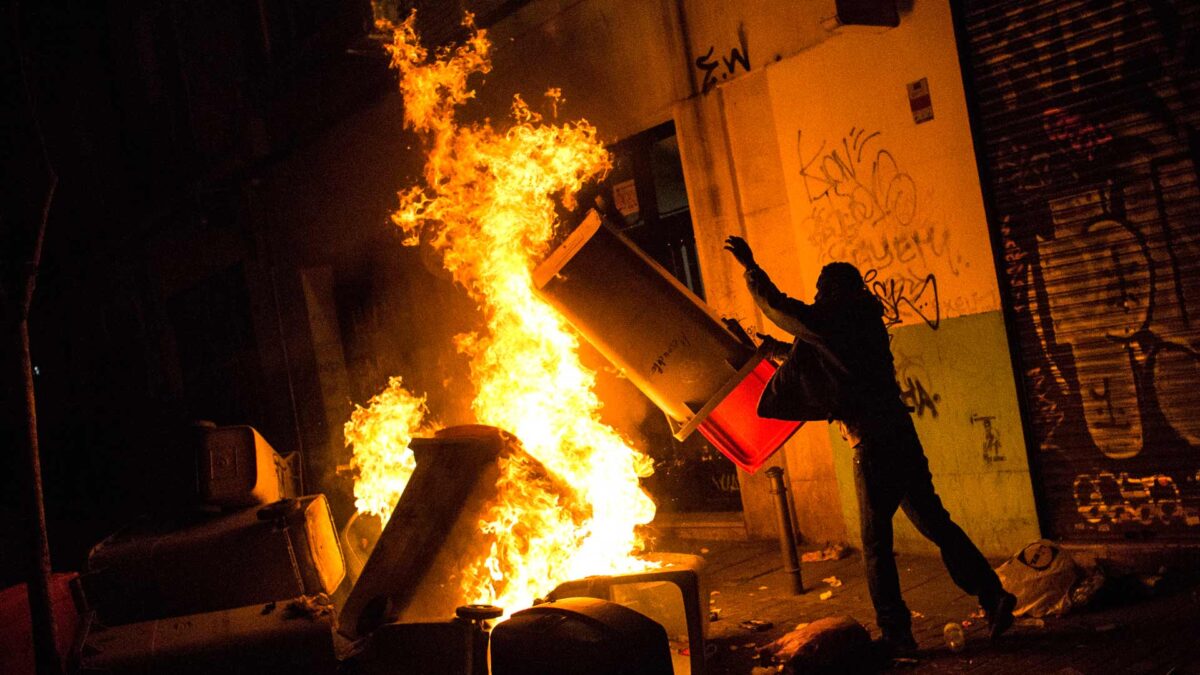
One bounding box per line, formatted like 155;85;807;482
766;466;804;595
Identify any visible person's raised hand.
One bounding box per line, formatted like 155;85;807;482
724;236;757;269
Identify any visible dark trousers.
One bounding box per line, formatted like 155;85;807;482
847;411;1003;635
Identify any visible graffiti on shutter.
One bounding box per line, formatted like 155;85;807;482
963;1;1200;539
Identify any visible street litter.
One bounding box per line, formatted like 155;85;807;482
800;543;847;563
996;540;1106;617
819;590;833;600
822;576;842;588
741;619;774;631
762;616;871;672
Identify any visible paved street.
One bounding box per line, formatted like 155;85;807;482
649;539;1200;674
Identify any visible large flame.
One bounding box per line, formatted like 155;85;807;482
344;12;656;614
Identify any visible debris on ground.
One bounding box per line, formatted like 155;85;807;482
762;616;871;673
282;594;334;620
822;576;843;588
741;619;774;631
709;608;722;621
801;543;848;563
758;585;770;591
910;610;924;619
819;590;833;600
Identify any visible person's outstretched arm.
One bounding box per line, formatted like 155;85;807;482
724;236;814;337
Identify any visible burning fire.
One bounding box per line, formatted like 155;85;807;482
344;12;656;614
343;376;439;520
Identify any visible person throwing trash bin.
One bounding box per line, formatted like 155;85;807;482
724;235;1016;655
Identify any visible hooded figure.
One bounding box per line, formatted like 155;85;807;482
744;259;898;422
724;236;1015;656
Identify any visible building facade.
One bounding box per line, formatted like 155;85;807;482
18;1;1195;580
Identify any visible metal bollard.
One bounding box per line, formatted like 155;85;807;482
765;467;804;594
455;604;504;675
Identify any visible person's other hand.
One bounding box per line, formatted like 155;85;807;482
724;236;756;269
756;332;789;360
756;332;785;348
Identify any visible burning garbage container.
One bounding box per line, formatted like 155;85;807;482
339;425;586;638
534;210;800;472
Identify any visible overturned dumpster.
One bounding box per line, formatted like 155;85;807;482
535;210;801;473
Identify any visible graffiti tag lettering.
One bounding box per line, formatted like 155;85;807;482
1073;471;1198;528
894;351;941;419
650;333;692;375
865;269;940;330
695;25;750;94
970;414;1006;464
797;127;962;328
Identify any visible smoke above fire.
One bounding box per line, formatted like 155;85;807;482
343;12;656;613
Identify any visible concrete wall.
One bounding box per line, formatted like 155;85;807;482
830;312;1041;556
478;0;691;141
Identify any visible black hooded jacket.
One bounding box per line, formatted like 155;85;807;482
745;265;902;420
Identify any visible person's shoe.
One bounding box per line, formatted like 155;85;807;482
877;629;919;657
984;590;1017;639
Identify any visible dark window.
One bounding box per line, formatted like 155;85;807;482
606;122;706;299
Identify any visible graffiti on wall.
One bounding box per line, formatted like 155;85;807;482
1074;471;1200;528
795;127;966;329
971;1;1200;535
970;414;1006;464
893;351;941;419
695;24;751;94
865;268;941;330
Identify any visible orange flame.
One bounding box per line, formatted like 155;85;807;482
343;376;439;520
345;11;656;614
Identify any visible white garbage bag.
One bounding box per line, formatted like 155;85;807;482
995;540;1080;617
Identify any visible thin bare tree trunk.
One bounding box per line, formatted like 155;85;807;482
6;1;63;672
14;293;62;675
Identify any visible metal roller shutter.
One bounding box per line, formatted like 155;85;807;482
960;0;1200;541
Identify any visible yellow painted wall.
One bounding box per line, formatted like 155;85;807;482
768;2;999;324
